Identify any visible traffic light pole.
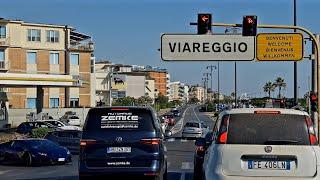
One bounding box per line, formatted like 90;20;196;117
190;22;320;140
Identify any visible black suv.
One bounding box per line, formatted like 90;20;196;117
79;107;168;180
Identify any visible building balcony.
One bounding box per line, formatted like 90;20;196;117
0;60;9;71
69;41;94;52
0;37;10;47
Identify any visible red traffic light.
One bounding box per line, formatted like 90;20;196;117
246;17;254;24
311;93;317;101
201;15;210;22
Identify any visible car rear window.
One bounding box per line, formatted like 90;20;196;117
226;113;310;145
84;108;155;132
185;122;200;128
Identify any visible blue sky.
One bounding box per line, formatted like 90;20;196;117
1;0;319;98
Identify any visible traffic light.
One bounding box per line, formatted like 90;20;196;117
310;92;318;112
197;13;212;34
242;15;257;36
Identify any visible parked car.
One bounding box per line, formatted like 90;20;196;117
164;114;175;126
182;122;208;139
0;139;71;166
66;116;80;126
16;121;56;134
45;129;82;154
40;120;81;130
79;106;169;179
194;108;320;180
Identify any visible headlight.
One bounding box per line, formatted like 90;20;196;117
67;150;70;155
38;152;47;156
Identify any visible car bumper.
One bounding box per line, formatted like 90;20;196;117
182;132;202;138
79;161;164;177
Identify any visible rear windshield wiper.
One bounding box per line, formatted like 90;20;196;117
264;139;300;145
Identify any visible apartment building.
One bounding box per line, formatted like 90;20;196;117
169;81;189;102
146;70;170;97
0;18;95;109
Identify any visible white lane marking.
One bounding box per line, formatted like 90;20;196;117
192;106;201;122
181;162;193;169
171;106;192;134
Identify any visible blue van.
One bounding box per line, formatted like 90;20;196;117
79;107;168;180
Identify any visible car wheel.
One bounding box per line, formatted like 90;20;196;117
23;152;32;166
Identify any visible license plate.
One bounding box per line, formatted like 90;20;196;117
107;147;131;153
248;160;290;170
58;158;65;162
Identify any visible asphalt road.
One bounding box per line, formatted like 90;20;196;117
0;105;216;180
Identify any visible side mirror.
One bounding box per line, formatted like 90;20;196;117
195;138;206;147
164;130;172;137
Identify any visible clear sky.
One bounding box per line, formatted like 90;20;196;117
1;0;319;98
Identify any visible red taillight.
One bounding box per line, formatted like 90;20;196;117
80;139;97;146
140;138;161;145
305;116;318;145
217;115;229;144
310;134;317;145
218;131;228;144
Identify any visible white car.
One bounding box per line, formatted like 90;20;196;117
66;116;81;126
40;120;81;130
182;122;208;138
195;108;320;180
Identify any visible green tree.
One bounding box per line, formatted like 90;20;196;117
274;77;286;98
263;81;275;98
112;96;135;106
135;96;153;106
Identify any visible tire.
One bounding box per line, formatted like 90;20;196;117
22;152;32;166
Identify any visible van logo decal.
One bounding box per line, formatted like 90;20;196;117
264;146;272;153
115;137;123;143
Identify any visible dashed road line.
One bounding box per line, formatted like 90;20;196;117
181;162;193;170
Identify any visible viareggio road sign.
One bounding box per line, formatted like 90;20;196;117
161;34;255;61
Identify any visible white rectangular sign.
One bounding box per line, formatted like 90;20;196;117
161;34;255;61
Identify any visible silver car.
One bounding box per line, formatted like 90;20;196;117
195;108;320;180
182;122;208;138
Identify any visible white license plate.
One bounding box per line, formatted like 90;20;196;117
58;158;65;162
248;160;290;170
107;147;131;153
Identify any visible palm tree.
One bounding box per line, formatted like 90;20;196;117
274;77;286;98
263;81;275;98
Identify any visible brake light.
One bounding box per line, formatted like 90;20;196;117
218;131;228;144
111;108;129;111
80;139;97;146
254;111;281;114
217;115;229;144
140;138;161;145
305;116;318;145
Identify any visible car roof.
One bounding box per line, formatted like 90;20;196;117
90;106;154;111
222;108;309;116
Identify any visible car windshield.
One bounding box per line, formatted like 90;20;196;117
226;113;310;145
185;122;200;128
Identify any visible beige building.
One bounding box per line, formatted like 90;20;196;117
0;18;95;109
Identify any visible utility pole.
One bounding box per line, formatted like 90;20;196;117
312;35;319;137
203;73;210;102
234;62;237;108
217;62;220;107
293;0;298;105
207;65;217;101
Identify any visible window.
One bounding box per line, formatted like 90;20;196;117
27;29;41;42
50;98;59;108
70;54;79;65
50;52;59;64
70;98;79;107
46;30;59;43
0;26;6;38
27;52;36;64
27;98;36;109
0;49;4;61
